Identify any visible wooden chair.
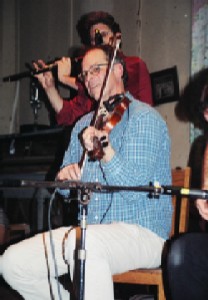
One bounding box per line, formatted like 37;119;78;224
9;223;30;241
113;167;191;300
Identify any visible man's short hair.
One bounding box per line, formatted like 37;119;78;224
76;11;121;46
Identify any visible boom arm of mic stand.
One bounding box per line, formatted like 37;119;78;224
1;179;208;200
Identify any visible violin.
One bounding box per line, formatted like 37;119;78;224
89;94;131;161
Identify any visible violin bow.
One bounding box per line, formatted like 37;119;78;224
79;37;121;176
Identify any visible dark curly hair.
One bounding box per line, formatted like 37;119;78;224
82;44;128;87
175;68;208;132
76;11;121;46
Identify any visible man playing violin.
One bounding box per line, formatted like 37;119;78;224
1;45;172;300
35;11;153;127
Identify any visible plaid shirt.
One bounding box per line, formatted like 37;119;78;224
61;92;172;240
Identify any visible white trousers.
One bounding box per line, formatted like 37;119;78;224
2;222;164;300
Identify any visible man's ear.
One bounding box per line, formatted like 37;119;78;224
115;32;122;48
114;62;124;80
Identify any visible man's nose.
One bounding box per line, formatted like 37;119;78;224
85;71;96;83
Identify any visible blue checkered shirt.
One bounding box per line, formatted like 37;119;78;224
60;92;172;240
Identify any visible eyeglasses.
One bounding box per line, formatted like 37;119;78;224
78;63;109;82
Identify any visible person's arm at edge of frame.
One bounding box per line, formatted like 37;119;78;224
196;142;208;220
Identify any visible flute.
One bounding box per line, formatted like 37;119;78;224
2;56;83;82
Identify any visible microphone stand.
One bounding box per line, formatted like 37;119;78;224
74;39;122;300
75;190;89;300
2;179;208;200
1;178;208;300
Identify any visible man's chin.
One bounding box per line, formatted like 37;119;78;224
89;89;101;101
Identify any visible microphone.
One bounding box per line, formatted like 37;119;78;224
161;185;208;200
94;29;103;45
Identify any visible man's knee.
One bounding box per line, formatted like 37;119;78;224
2;244;22;283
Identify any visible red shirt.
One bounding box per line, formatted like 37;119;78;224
56;55;153;126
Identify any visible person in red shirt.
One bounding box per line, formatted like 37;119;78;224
36;11;153;126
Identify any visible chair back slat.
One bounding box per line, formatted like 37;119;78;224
170;167;191;237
